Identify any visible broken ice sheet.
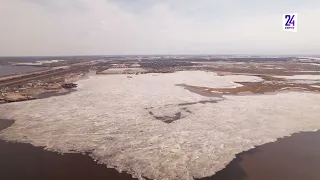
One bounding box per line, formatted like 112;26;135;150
0;71;320;180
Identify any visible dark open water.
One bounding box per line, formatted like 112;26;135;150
200;130;320;180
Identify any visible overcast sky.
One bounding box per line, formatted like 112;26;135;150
1;0;320;56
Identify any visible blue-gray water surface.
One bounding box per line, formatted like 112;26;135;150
0;65;42;77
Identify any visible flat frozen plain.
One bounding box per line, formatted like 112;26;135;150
1;71;320;180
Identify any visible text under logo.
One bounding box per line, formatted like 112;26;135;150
283;13;298;32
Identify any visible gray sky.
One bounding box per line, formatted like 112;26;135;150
1;0;320;56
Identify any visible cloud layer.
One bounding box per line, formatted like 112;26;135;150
1;0;320;55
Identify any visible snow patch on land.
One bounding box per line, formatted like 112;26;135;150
275;75;320;84
0;71;320;180
275;75;320;80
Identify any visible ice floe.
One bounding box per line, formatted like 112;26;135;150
0;71;320;180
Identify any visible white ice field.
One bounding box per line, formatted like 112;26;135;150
1;71;320;180
275;75;320;84
275;75;320;80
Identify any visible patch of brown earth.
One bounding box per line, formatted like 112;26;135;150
3;92;36;103
1;86;76;103
0;65;88;88
176;84;224;97
36;89;77;99
178;75;320;96
0;65;87;103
